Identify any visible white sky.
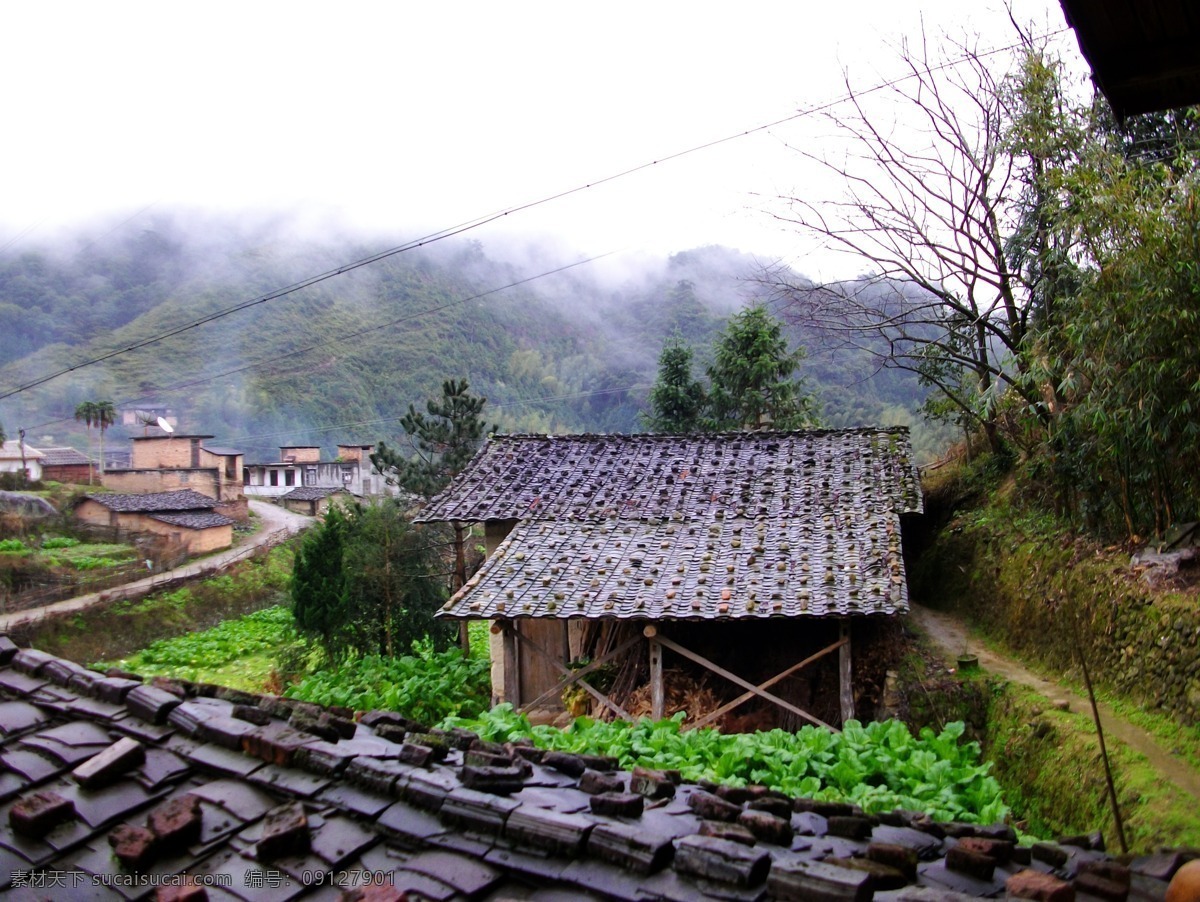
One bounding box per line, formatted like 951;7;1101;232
3;1;1079;278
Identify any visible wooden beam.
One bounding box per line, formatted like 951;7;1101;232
686;636;848;731
515;628;632;720
655;635;837;731
502;621;520;708
519;634;642;713
839;619;854;725
649;638;664;720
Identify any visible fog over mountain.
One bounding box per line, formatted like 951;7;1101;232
0;211;942;464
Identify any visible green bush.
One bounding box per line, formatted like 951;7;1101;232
0;538;28;553
41;537;81;549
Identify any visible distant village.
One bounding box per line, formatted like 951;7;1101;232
0;402;392;556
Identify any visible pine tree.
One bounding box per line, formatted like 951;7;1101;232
643;338;706;433
705;305;817;431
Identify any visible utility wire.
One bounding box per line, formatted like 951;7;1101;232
0;27;1066;405
18;251;615;436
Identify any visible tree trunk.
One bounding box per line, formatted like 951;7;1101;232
454;523;470;655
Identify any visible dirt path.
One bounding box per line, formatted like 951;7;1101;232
0;500;313;633
909;603;1200;803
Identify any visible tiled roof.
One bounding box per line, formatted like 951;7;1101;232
418;430;923;524
444;505;907;621
82;491;220;513
281;487;350;501
426;431;920;621
0;441;45;461
150;512;237;530
37;447;93;467
0;638;1162;900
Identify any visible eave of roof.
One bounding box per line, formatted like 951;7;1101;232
80;490;220;513
150;511;236;529
1060;0;1200;117
0;639;1151;899
440;507;907;621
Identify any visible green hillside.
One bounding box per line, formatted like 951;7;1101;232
0;215;937;462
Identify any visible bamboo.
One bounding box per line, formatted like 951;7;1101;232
1073;617;1128;853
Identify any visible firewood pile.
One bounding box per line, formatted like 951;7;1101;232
621;668;722;722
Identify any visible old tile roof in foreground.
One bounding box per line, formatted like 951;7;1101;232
1;639;1176;901
83;491;222;514
425;431;921;621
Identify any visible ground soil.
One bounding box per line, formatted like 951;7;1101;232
909;602;1200;803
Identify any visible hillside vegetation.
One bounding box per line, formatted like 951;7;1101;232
0;218;936;462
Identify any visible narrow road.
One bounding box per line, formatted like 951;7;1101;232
909;603;1200;803
0;500;313;634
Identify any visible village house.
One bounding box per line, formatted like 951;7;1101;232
277;485;354;517
117;401;177;431
242;443;390;500
0;440;45;482
102;435;246;522
73;489;235;554
36;447;97;484
418;429;922;729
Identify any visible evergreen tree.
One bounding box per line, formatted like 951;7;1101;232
372;379;495;497
705;305;817;431
291;505;350;659
290;501;451;661
642;338;706;433
372;379;495;653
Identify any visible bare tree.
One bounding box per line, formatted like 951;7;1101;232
762;32;1047;451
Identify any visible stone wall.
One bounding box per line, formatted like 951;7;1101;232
912;509;1200;725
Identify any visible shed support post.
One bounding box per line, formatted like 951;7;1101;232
839;618;854;725
645;625;664;720
502;621;521;708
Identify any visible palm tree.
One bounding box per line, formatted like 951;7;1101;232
75;400;116;484
94;400;117;477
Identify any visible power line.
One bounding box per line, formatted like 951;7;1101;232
0;27;1065;405
18;250;615;436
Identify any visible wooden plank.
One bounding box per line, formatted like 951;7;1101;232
517;618;569;707
502;621;520;708
686;636;848;731
649;639;664;720
839;619;855;725
656;635;837;731
519;634;642;712
515;629;632;720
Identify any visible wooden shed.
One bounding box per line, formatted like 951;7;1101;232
418;429;922;730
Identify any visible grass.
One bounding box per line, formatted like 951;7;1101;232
987;681;1200;851
963;626;1200;774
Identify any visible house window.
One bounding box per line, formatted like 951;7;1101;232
285;470;295;486
305;467;317;485
269;470;279;487
342;467;353;483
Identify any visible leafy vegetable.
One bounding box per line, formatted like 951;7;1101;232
444;705;1008;824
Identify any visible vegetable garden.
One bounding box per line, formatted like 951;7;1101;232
101;605;1010;826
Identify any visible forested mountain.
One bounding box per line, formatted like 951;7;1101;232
0;213;938;463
